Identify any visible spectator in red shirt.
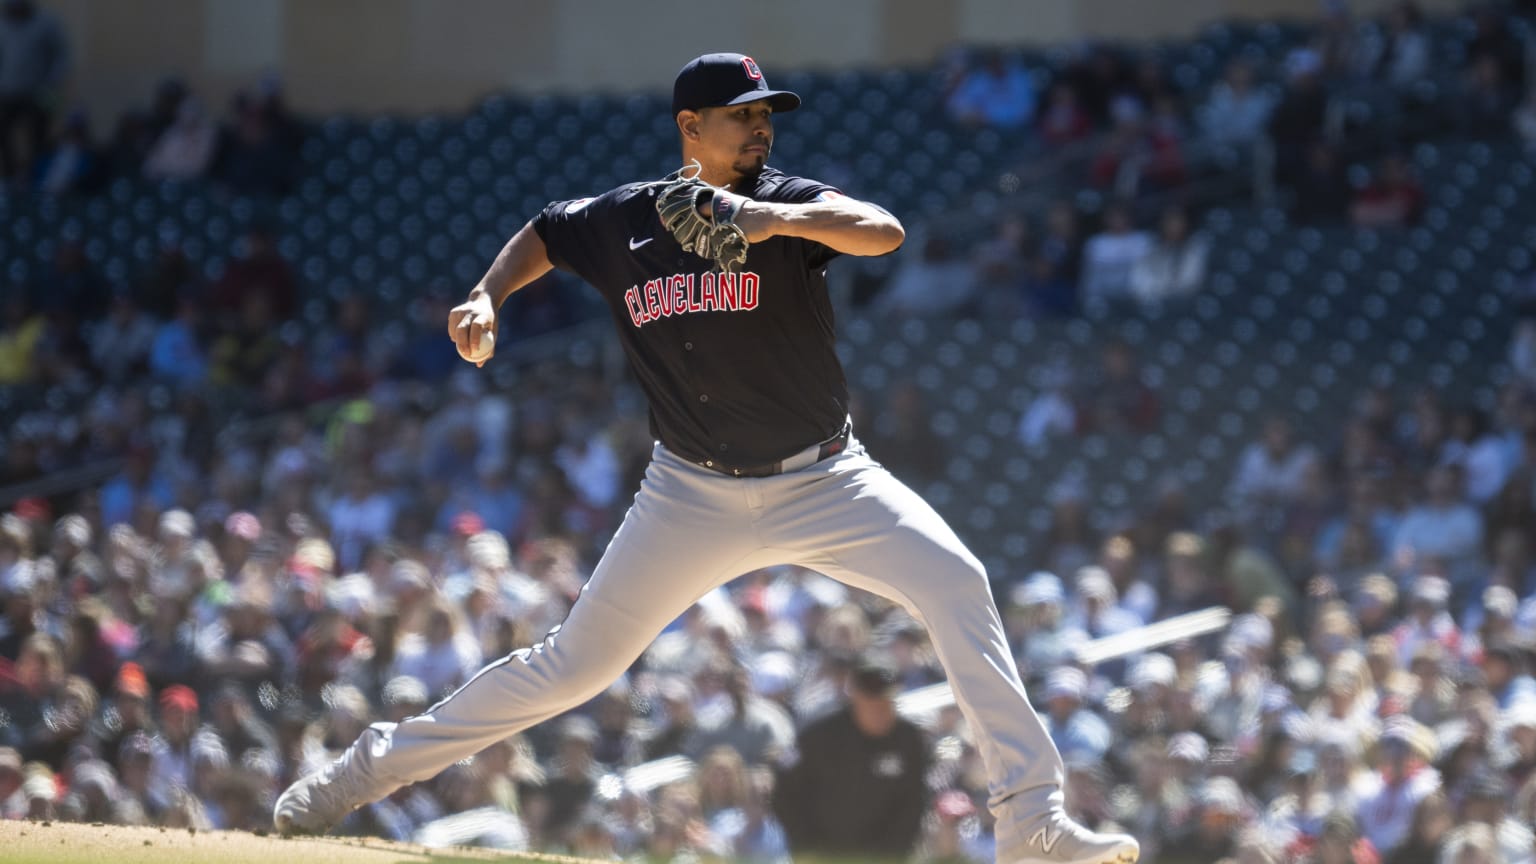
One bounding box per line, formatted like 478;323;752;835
1038;82;1092;147
1077;339;1160;434
210;226;297;326
295;605;365;700
1351;154;1424;229
1088;95;1186;192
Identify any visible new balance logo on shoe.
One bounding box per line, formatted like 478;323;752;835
1013;816;1140;863
1031;825;1063;855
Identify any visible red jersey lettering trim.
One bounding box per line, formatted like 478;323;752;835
622;272;760;327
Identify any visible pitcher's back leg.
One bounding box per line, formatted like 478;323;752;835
276;451;772;835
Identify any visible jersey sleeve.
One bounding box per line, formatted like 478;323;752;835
531;194;609;280
765;175;844;205
759;176;874;270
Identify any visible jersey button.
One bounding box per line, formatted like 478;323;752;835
718;443;729;452
698;394;709;403
684;342;693;351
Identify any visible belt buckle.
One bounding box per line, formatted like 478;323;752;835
818;424;850;459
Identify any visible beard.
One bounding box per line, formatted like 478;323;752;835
733;149;769;177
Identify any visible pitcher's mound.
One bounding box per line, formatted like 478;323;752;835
0;820;566;864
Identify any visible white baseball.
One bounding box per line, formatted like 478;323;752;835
463;330;495;363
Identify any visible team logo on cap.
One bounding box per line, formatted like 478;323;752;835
741;56;763;80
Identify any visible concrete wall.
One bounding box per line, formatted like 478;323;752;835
44;0;1460;120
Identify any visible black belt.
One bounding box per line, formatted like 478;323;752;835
699;423;851;478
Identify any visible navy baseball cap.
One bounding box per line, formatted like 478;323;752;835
672;53;801;116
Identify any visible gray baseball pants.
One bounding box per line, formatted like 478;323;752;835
342;437;1065;844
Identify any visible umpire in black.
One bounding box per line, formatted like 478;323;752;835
773;652;930;861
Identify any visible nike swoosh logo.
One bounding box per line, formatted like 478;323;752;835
1031;826;1062;855
629;237;653;250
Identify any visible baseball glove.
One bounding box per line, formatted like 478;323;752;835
656;163;750;273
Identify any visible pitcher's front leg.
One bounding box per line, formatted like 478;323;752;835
767;450;1140;863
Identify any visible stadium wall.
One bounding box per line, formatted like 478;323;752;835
48;0;1457;118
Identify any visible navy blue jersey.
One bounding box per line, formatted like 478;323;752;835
533;167;853;469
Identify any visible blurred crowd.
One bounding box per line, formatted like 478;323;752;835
871;0;1529;319
2;332;1536;864
4;2;1536;864
939;0;1532;191
4;0;1529;332
0;0;303;197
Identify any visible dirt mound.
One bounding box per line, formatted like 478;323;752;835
0;820;545;864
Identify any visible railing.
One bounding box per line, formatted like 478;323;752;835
893;606;1233;727
0;459;121;509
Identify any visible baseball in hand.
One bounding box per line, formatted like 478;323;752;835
463;330;495;363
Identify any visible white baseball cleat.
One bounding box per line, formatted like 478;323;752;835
1005;810;1140;864
273;752;371;836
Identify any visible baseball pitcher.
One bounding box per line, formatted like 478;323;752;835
275;53;1139;864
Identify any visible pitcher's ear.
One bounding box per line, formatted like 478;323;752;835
677;109;702;142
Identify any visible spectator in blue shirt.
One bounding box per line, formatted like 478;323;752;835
1041;666;1112;764
945;52;1037;130
149;294;209;387
1198;60;1275;147
1481;641;1536;711
98;445;175;528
